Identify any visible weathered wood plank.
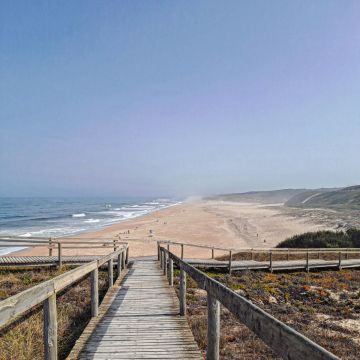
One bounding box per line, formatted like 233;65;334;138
78;259;202;359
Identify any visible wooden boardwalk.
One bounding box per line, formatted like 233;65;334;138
0;255;100;265
78;259;202;359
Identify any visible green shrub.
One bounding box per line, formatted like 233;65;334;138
277;229;360;248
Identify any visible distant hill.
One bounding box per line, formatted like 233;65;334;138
285;185;360;209
206;189;306;204
207;185;360;209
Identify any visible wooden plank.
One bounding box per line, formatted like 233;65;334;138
77;259;202;359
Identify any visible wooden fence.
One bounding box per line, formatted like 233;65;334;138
0;244;128;360
0;236;129;268
159;245;338;360
157;239;360;273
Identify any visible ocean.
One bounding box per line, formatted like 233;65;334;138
0;197;179;255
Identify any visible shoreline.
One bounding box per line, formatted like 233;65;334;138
13;200;333;259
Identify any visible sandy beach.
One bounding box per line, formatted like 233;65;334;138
18;200;331;259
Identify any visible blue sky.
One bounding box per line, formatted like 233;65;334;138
1;1;359;197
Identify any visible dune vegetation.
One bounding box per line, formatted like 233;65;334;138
277;229;360;248
0;267;109;360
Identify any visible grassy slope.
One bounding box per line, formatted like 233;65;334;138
207;189;305;204
0;267;109;360
175;269;360;359
286;186;360;209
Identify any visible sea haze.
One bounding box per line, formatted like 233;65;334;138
0;197;179;255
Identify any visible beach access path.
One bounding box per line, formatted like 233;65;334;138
77;258;202;359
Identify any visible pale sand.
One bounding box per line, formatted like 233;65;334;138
16;200;330;259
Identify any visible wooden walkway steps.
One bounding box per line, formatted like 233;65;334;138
78;259;202;359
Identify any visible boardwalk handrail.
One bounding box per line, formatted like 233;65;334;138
157;239;360;253
157;240;360;274
0;244;128;360
159;245;338;360
0;236;128;263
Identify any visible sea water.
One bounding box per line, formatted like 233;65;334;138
0;197;179;255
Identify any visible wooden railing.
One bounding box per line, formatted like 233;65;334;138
159;245;338;360
157;240;360;273
0;244;128;360
0;236;129;268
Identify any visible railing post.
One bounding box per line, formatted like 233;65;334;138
117;253;122;278
228;250;232;274
287;249;290;261
91;268;99;317
122;250;126;269
169;258;173;286
163;251;168;276
48;237;52;257
269;251;273;273
108;258;113;287
179;269;187;316
43;293;57;360
345;250;349;260
306;251;310;272
58;243;62;269
181;244;184;260
159;249;163;268
207;292;220;360
125;247;129;265
338;251;342;270
113;239;117;252
212;248;214;259
157;242;160;261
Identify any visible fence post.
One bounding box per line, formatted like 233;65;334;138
228;250;232;274
287;249;290;261
58;243;62;269
108;259;113;287
207;292;220;360
113;239;117;252
117;253;122;278
163;252;167;276
157;242;160;261
212;248;215;259
179;269;187;316
338;252;342;270
345;250;349;260
122;250;126;269
48;237;53;257
269;250;273;273
181;244;184;260
306;251;310;272
43;293;57;360
169;258;173;286
251;249;254;261
91;268;99;317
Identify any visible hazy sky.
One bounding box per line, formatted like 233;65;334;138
1;1;359;197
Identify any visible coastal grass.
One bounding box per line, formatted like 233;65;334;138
276;229;360;248
174;268;360;359
0;266;109;360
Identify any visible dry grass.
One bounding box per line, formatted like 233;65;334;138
0;266;110;360
175;268;360;359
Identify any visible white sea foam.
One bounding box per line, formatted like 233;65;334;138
72;213;86;218
19;233;32;237
84;218;100;223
